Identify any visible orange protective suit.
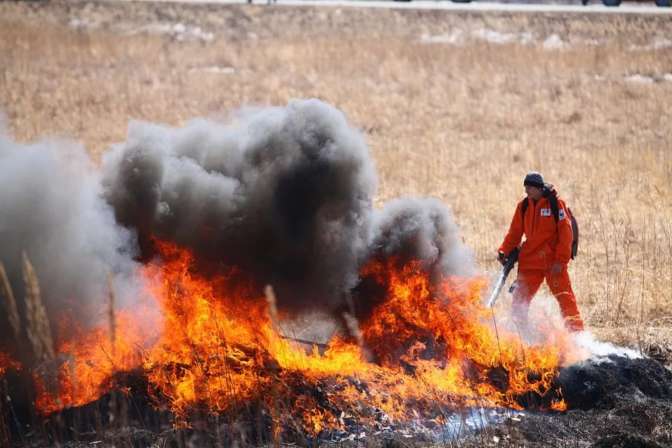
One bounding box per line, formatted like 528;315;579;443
498;194;584;332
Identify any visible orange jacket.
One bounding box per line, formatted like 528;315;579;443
498;194;573;271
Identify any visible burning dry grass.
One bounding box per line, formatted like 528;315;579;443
15;239;581;445
0;0;671;435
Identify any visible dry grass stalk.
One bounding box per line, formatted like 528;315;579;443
263;282;282;448
264;285;280;331
0;263;21;341
342;312;376;363
22;252;55;363
107;273;117;357
342;312;364;349
106;273;122;426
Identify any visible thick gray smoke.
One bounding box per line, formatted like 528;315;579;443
370;198;474;278
0;135;141;339
103;100;376;311
102;99;473;313
0;99;473;341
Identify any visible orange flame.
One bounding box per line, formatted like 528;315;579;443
34;311;150;414
33;241;572;433
360;259;564;408
0;352;20;376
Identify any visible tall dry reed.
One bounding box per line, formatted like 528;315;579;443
22;252;55;364
0;263;21;342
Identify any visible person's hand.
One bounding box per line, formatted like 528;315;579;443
550;262;563;275
497;251;507;266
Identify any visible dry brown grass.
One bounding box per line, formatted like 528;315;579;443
1;1;670;349
0;263;21;342
22;252;55;363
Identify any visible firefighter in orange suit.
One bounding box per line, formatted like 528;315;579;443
498;172;584;333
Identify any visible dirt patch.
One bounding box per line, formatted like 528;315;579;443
2;0;671;48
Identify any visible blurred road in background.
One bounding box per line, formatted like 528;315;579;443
123;0;672;14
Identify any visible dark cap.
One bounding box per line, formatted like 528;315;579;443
523;171;545;189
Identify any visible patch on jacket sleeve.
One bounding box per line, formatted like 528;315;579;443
558;209;566;220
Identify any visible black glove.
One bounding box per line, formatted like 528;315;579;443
497;251;507;266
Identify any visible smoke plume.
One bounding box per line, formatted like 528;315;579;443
370;198;473;277
0;135;141;346
0;99;472;346
102;99;473;313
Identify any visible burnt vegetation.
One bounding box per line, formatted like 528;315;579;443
1;1;671;447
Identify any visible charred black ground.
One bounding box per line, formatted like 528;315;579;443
476;356;672;448
558;354;672;410
3;355;671;447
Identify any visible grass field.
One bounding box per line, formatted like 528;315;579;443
1;0;671;352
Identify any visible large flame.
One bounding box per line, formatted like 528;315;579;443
34;311;150;414
359;259;568;409
26;241;576;433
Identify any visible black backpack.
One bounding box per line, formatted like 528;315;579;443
520;189;579;259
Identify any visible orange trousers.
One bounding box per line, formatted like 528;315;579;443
511;267;584;332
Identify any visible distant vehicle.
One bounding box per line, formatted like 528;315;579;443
590;0;671;6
